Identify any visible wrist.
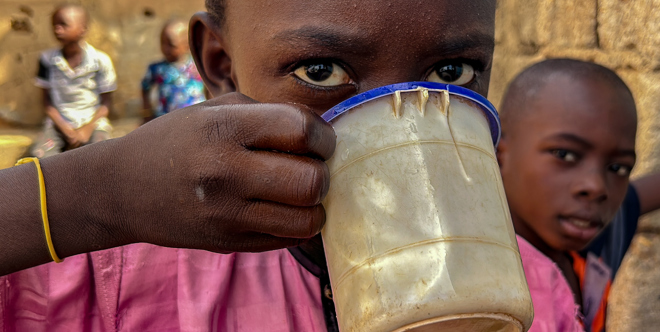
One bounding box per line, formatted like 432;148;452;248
59;124;75;135
80;122;96;133
40;139;134;257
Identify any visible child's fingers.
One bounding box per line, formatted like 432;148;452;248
231;103;336;161
238;151;330;207
217;232;313;253
239;201;326;239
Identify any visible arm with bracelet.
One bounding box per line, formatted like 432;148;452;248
0;92;335;277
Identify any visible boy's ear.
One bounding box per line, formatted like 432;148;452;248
189;13;235;98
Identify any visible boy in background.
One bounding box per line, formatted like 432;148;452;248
498;59;660;332
141;19;205;123
32;4;116;158
1;0;501;331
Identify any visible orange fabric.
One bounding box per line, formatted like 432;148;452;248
570;252;610;332
571;252;587;284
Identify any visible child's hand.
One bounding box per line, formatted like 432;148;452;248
105;92;336;253
62;127;82;149
75;124;96;145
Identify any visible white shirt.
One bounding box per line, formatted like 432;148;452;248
35;42;116;130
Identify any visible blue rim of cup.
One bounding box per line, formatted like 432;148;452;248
321;81;501;146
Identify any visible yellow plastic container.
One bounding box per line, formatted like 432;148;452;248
321;82;533;332
0;135;33;169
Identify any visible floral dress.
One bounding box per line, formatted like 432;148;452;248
141;55;205;117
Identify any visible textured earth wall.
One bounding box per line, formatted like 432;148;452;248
0;0;204;126
490;1;660;330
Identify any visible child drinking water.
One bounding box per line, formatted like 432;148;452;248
31;4;116;158
6;2;660;331
1;0;501;330
141;19;205;122
498;59;660;332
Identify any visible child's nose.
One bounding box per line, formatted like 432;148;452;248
573;167;608;203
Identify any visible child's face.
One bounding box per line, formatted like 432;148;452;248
161;27;189;63
193;0;496;115
498;75;637;252
52;8;86;45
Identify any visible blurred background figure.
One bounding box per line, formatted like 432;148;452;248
31;4;116;158
140;19;205;123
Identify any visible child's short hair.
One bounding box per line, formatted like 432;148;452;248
500;58;635;128
162;18;188;34
53;3;90;27
205;0;226;26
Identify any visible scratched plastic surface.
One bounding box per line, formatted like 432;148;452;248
322;87;534;332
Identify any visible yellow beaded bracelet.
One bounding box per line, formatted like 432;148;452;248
15;158;63;263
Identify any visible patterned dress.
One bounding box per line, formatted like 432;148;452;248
141;56;205;117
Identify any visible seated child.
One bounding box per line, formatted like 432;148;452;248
32;4;116;158
0;0;501;331
498;59;660;332
141;19;205;122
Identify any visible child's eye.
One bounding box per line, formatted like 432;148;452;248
552;149;578;163
609;164;632;177
426;62;476;86
292;62;351;87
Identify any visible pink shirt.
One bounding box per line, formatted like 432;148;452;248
0;244;327;332
516;235;584;332
1;238;584;331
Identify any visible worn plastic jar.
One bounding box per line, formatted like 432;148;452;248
321;82;533;332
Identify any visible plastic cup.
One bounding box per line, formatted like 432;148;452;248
321;82;534;332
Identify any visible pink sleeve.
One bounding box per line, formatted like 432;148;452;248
0;249;123;332
517;235;585;332
0;245;326;332
1;276;6;331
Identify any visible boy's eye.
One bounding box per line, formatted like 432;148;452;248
609;164;632;177
552;149;578;163
427;62;476;86
293;62;351;87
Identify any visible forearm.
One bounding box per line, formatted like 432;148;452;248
43;89;73;133
0;140;131;276
46;106;75;133
633;171;660;215
87;100;111;128
85;105;108;127
0;164;52;275
80;93;112;129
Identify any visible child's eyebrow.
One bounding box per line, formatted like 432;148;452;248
550;133;594;148
273;26;373;55
550;133;636;158
272;26;494;59
429;33;495;58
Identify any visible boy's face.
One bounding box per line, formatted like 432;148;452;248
498;74;637;252
161;26;189;63
194;0;496;115
52;8;86;45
